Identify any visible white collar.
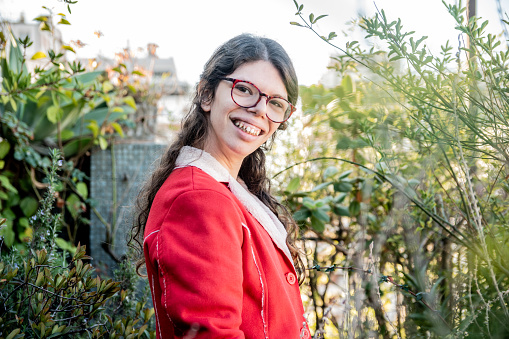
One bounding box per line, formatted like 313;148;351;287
175;146;294;266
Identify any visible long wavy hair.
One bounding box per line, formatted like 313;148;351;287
130;33;305;283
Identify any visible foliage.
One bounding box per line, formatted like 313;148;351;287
0;150;155;338
283;0;509;337
0;7;137;252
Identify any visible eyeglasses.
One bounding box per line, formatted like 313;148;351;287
220;77;296;123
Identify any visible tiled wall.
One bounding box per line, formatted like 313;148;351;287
89;143;167;275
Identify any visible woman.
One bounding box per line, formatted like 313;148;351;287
131;34;309;339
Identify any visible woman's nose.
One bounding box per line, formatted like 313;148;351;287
247;97;269;117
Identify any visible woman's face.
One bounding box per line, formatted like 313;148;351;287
201;60;286;169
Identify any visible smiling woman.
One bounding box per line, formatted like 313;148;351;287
129;34;310;339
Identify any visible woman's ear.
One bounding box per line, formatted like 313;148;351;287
199;80;212;112
201;99;211;113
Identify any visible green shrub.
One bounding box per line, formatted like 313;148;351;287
285;1;509;337
0;150;155;338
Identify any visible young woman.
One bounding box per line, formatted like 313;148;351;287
131;34;310;339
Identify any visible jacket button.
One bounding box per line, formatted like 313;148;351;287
285;272;296;285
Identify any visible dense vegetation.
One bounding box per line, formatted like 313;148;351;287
279;0;509;337
0;5;155;338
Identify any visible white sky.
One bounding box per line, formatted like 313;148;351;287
1;0;509;86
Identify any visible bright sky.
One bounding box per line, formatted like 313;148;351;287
2;0;509;86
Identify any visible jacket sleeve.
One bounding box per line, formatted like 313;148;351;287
151;189;245;338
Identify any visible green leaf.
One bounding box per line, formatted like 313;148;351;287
349;201;361;216
0;175;18;194
323;166;339;179
329;119;344;130
341;75;353;94
132;70;145;76
338;170;353;180
293;209;311;222
0;220;15;247
76;182;88;200
18;217;29;228
55;237;77;254
302;197;316;210
310;216;325;232
312;181;333;192
312;208;330;222
66;193;82;219
5;328;21;339
314;15;328;23
408;178;420;187
58;18;71;25
31;51;47;60
0;139;11;159
334;182;353;192
287;177;300;193
60;129;74;141
333;205;350;216
20;197;38;217
47;105;64;123
333;193;347;204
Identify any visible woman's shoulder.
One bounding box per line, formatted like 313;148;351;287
157;166;232;202
148;166;243;229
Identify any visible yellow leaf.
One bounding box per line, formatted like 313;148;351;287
111;122;124;137
31;51;47;60
132;70;145;76
102;81;114;93
62;45;75;53
123;96;136;110
98;136;108;150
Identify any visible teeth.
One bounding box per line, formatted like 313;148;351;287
234;120;261;136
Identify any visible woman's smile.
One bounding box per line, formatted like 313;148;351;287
232;119;263;136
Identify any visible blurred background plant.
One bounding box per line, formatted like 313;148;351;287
0;3;152;256
276;0;509;337
0;149;155;338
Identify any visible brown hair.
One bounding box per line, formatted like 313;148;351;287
129;33;304;283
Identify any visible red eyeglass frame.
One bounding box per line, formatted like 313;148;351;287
220;77;296;123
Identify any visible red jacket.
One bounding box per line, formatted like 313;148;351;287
143;147;309;339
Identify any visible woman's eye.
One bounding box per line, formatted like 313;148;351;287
269;99;285;109
235;84;253;95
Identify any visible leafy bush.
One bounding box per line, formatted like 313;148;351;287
0;150;155;338
0;7;137;252
283;1;509;337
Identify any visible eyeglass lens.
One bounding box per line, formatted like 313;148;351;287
232;81;291;123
